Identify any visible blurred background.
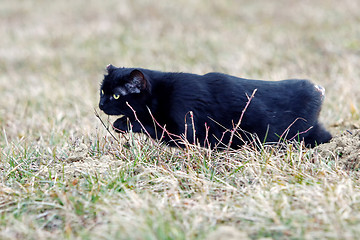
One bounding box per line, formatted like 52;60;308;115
1;0;359;144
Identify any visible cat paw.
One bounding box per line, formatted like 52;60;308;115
113;117;130;133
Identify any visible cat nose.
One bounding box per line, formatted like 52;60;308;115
99;101;104;110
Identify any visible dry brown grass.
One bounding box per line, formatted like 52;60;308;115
1;0;360;239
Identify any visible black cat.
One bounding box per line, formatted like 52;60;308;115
99;65;332;149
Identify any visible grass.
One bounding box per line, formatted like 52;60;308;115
1;0;360;239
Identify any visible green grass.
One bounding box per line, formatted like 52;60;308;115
1;0;360;239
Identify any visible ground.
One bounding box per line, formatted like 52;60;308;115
1;0;360;239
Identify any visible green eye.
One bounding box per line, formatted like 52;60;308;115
113;94;120;100
101;90;104;95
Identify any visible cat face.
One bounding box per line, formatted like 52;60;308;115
99;65;150;116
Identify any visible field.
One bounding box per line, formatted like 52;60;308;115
1;0;360;239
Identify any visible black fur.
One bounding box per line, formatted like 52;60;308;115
99;65;332;149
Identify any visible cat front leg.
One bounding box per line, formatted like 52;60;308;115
113;117;154;135
113;117;163;141
126;120;161;139
113;116;146;133
113;116;133;133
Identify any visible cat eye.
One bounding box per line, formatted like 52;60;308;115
101;90;104;95
113;94;120;100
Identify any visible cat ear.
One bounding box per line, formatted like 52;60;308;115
127;69;149;93
106;64;116;73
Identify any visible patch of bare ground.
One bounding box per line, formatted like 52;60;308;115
315;129;360;170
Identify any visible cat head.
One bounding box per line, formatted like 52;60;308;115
99;65;151;116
